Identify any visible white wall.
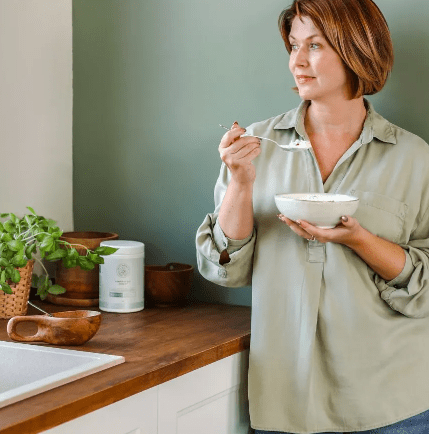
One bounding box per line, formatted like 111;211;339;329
0;0;73;232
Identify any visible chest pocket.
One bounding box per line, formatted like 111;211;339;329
350;190;407;244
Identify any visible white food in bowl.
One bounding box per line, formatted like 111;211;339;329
274;193;359;228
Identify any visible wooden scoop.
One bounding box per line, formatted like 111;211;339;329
7;310;101;346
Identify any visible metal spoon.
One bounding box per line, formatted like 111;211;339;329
219;124;311;151
28;300;53;317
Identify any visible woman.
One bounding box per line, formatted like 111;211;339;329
196;0;429;432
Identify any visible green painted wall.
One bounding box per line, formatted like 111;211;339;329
73;0;429;306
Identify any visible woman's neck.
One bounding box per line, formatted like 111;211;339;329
304;97;367;139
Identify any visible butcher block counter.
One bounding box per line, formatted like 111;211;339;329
0;301;251;434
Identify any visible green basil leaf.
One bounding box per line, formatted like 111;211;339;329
46;219;58;228
67;247;79;259
7;240;24;252
24;215;35;226
39;236;54;252
26;206;36;215
0;270;6;283
45;249;67;261
0;258;8;267
4;250;15;261
3;221;15;233
37;275;49;289
11;255;27;268
1;233;13;242
35;233;46;243
50;230;63;239
0;283;13;294
77;256;95;271
65;257;79;268
48;284;66;295
88;253;104;264
11;269;21;284
94;246;118;255
25;243;37;259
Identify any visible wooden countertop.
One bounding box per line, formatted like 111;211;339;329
0;302;251;434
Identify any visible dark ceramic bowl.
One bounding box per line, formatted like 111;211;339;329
145;263;193;307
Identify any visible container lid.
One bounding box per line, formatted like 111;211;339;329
100;240;144;255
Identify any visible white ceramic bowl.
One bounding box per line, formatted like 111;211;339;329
274;193;359;228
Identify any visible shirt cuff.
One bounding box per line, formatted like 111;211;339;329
212;220;254;255
386;250;414;288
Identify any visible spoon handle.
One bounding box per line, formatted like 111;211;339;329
28;301;53;317
219;124;230;130
219;125;279;145
243;134;279;145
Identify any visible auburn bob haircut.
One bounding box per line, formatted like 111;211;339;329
278;0;394;99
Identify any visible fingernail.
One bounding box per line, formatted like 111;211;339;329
341;216;348;222
296;220;302;226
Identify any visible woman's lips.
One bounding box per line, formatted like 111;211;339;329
296;75;315;84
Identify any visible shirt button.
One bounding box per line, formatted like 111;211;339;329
218;268;227;278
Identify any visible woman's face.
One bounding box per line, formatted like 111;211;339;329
288;16;349;102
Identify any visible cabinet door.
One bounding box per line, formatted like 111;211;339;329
43;386;158;434
158;350;250;434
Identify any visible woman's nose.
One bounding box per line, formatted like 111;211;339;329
292;47;309;67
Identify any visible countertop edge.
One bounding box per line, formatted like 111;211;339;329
1;332;251;434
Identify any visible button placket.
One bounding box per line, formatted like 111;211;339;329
307;241;326;263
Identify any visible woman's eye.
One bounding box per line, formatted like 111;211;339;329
290;42;320;51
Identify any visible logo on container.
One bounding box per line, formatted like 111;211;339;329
116;263;130;278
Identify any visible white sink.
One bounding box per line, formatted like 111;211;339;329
0;341;124;409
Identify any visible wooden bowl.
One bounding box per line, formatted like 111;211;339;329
7;310;102;346
145;263;193;307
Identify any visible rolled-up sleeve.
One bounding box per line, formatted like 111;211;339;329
375;206;429;318
195;163;256;287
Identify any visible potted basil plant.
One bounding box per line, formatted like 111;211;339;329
0;207;117;301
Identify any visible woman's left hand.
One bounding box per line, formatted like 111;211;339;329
278;214;363;247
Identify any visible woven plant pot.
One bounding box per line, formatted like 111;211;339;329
0;260;35;319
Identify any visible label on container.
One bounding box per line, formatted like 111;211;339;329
99;256;144;312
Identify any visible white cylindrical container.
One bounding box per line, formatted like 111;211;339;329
99;240;144;313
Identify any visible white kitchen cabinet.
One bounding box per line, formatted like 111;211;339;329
43;350;249;434
158;350;250;434
43;386;158;434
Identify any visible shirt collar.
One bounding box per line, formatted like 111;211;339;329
273;98;396;145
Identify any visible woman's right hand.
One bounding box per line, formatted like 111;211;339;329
218;121;261;185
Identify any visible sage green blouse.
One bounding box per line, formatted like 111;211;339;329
196;99;429;433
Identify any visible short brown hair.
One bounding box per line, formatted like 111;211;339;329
278;0;394;99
